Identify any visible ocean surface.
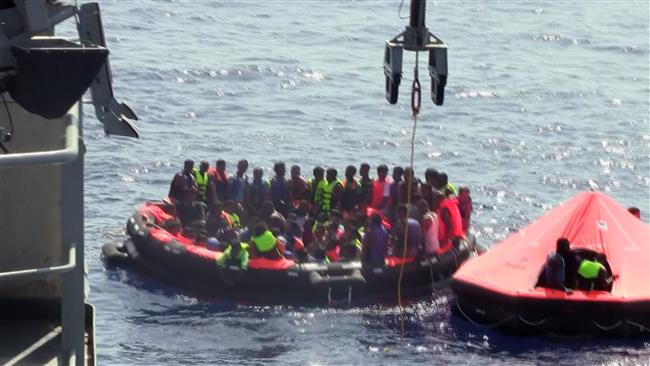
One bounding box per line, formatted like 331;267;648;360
74;0;649;364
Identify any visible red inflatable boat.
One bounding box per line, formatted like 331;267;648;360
452;191;650;336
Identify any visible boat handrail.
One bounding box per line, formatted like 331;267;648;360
0;244;76;280
0;114;79;168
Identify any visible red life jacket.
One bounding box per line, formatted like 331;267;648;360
437;197;464;245
370;178;392;209
326;246;340;262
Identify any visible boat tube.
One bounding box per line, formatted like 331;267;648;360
103;202;473;306
451;191;650;337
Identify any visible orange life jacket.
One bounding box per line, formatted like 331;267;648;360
437;197;464;245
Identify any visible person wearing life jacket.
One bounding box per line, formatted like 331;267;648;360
269;161;291;217
339;228;362;261
362;213;389;264
244;167;270;219
308;166;326;212
359;163;373;207
436;189;464;251
370;164;392;214
208;159;229;202
417;199;439;255
206;201;234;237
223;200;242;229
576;254;614;291
289;165;310;204
341;165;362;215
318;168;343;214
169;159;198;205
192;161;210;204
458;186;473;234
250;223;284;259
216;239;250;270
227;159;248;204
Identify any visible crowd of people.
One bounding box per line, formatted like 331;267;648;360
164;159;473;269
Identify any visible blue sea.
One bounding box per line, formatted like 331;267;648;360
79;1;649;364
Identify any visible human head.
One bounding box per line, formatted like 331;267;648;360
377;164;388;180
254;223;267;237
370;213;382;227
628;207;641;220
237;159;248;175
436;172;449;189
216;159;226;172
199;160;209;173
345;165;356;180
290;165;301;179
313;166;324;181
424;168;439;185
403;167;414;181
274;161;286;177
183;159;194;173
459;186;470;197
360;163;370;178
556;237;571;256
326;168;337;182
261;200;275;217
253;167;263;180
392;166;404;181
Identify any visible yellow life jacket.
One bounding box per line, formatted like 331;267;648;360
193;168;209;201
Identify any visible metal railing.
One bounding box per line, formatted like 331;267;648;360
0;244;76;280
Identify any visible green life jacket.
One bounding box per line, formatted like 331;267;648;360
310;178;327;205
352;238;362;250
577;259;605;279
443;182;458;197
216;243;250;270
251;230;277;253
228;213;240;228
320;179;342;212
193;168;209;201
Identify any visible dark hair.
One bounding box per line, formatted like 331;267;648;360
345;165;357;175
556;237;571;255
370;213;382;226
313;166;324;174
438;172;449;186
377;164;388;174
393;166;404;175
254;223;267;237
184;159;194;166
216;159;226;167
274;161;285;172
360;163;370;170
326;168;337;176
425;168;439;180
628;207;640;216
291;165;300;172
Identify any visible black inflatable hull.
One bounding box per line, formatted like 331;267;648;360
107;211;473;306
451;280;650;337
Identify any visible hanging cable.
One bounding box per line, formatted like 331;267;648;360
397;51;421;343
397;0;409;19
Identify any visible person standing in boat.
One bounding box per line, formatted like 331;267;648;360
169;159;198;204
389;166;404;218
359;163;373;208
417;199;439;255
436;188;464;250
208;159;229;202
362;213;389;264
436;172;458;197
458;186;473;234
192;161;210;204
399;167;421;208
341;165;362;216
309;166;326;212
392;203;422;258
318;168;343;214
289;165;310;204
244;167;270;220
370;164;392;215
419;168;439;207
269;161;291;217
227;159;249;204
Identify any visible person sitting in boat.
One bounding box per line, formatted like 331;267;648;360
544;237;572;292
341;165;362;216
270;161;290;217
359;163;373;208
417;199;439;255
208;159;229;202
206;202;233;238
325;231;341;262
392;203;422;258
193;161;210;204
309;166;326;212
244;167;270;219
289;165;310;204
227;159;249;204
294;200;310;230
260;200;286;233
628;206;641;220
339;227;362;261
370;164;392;214
169;159;198;205
224;200;243;229
306;223;327;257
282;218;304;254
249;223;284;259
437;172;458;197
458;186;473;234
576;254;614;291
362;213;389;264
216;239;250;270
